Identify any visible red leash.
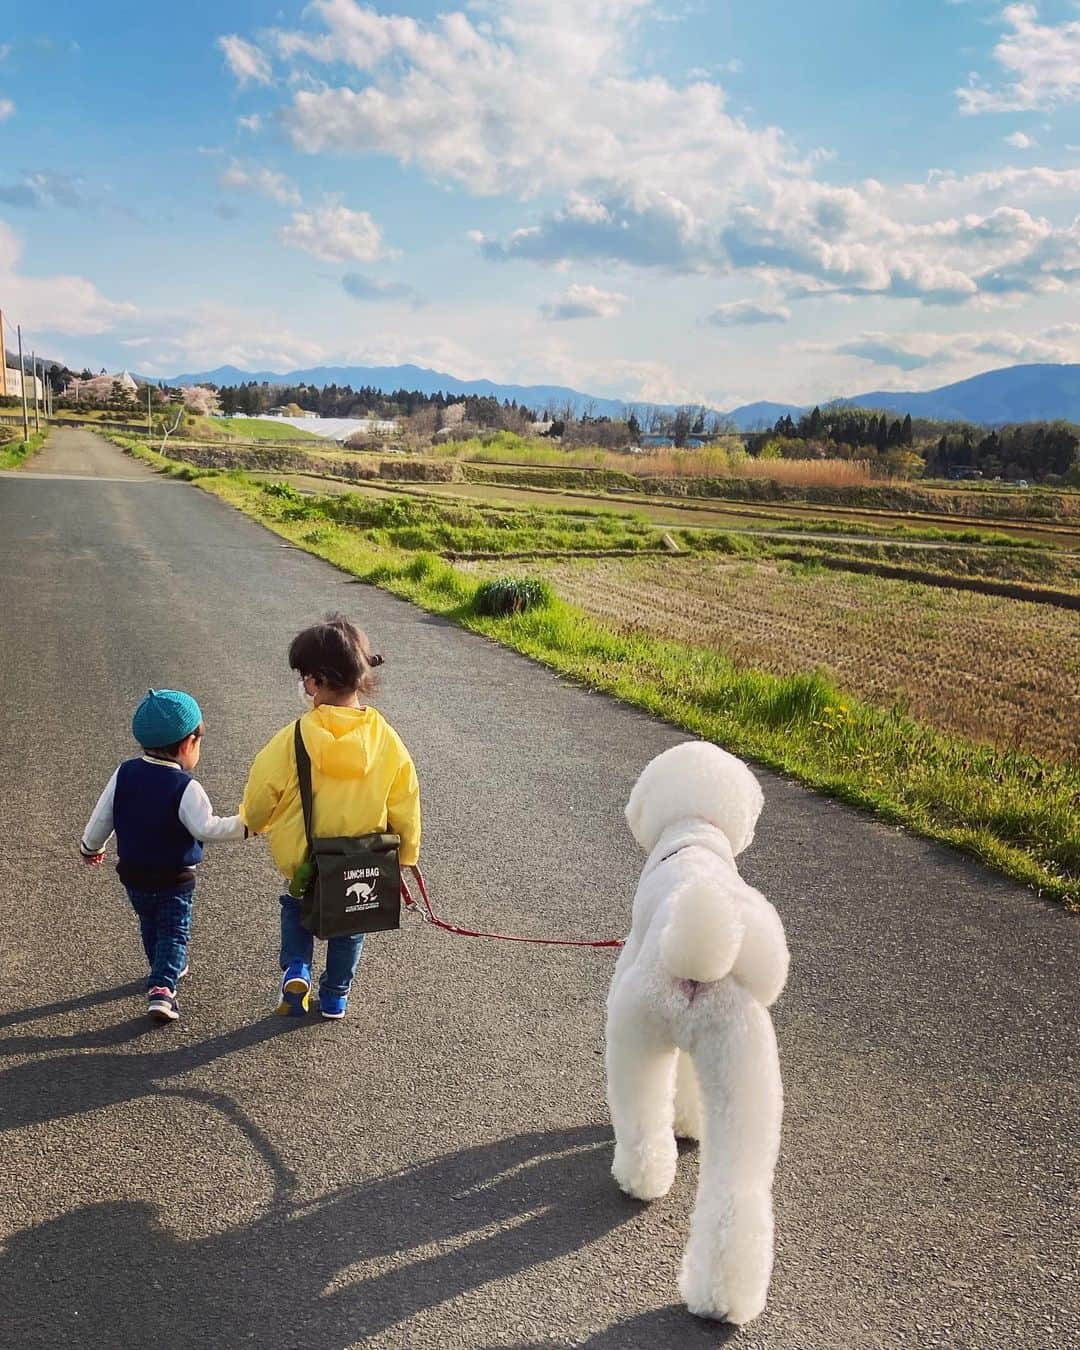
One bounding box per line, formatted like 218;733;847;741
400;869;624;950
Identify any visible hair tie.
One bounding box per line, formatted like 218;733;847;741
369;653;384;668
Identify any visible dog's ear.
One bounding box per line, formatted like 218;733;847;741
624;763;652;849
624;788;644;847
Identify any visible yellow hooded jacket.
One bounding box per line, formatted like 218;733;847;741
241;705;421;881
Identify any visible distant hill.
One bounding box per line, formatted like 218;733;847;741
153;361;1080;429
839;364;1080;424
722;400;806;430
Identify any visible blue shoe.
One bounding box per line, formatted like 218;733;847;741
277;962;311;1017
148;986;180;1023
319;991;348;1020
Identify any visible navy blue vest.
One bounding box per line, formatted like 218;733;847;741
113;758;203;889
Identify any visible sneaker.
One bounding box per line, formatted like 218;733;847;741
148;986;179;1023
277;962;311;1017
319;992;348;1020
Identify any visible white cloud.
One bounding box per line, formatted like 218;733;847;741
707;299;791;326
237;114;263;133
825;324;1080;371
0;219;136;336
275;0;789;199
218;34;272;87
213;1;1080;320
958;4;1080;114
911;164;1080;203
218;161;300;205
120;308;329;376
541;283;628;320
1005;130;1035;148
0;98;14;121
280;201;392;262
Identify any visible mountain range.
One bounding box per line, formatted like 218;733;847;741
151;361;1080;430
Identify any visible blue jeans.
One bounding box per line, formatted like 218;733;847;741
279;895;365;999
125;885;194;993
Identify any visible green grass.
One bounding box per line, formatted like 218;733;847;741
172;466;1078;909
221;417;330;442
430;431;612;469
772;517;1054;549
255;479;666;554
0;429;48;470
106;434;213;478
53;408;143;423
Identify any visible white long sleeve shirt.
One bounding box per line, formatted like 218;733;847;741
80;755;245;856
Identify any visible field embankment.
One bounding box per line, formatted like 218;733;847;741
109;433;1079;907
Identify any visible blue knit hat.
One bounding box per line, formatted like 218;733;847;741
132;689;203;749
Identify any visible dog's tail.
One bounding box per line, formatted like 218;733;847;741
660;880;743;984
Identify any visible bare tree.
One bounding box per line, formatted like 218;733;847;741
158;406;185;453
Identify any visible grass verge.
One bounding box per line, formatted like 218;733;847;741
112;436;1080;908
0;429;48;470
107;435;216;479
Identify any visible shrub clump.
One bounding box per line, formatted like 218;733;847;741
474;576;553;617
262;480;304;502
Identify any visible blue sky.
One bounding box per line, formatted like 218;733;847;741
2;1;1080;406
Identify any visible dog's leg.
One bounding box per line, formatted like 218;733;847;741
672;1051;702;1141
606;1006;678;1201
679;999;782;1324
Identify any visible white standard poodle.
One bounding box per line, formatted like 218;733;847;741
605;740;789;1324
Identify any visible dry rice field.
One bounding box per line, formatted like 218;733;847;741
472;556;1080;762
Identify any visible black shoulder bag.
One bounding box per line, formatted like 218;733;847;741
293;720;402;939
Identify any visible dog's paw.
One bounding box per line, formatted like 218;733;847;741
680;1250;769;1325
612;1137;677;1201
680;1258;729;1322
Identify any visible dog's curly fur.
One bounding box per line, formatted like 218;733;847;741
606;741;789;1324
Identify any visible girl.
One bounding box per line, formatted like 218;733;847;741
241;615;421;1019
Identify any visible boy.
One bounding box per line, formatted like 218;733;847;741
80;688;245;1022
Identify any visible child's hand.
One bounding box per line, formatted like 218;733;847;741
81;850;105;867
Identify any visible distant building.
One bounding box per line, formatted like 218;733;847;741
2;366;44;401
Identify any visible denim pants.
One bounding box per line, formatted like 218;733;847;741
279;895;365;998
125;885;194;993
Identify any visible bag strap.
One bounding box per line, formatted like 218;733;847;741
294;719;314;847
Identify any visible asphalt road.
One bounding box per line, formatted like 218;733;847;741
0;428;1076;1350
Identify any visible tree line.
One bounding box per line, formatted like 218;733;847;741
215;380;543;424
748;405;1078;482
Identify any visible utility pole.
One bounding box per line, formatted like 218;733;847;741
16;325;28;440
0;309;7;398
31;351;40;432
147;382;152;438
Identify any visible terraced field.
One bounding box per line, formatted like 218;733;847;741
465;555;1080;763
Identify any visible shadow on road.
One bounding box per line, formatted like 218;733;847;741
0;1000;664;1348
0;1116;642;1348
0;1013;310;1128
0;980;144;1031
490;1303;738;1348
